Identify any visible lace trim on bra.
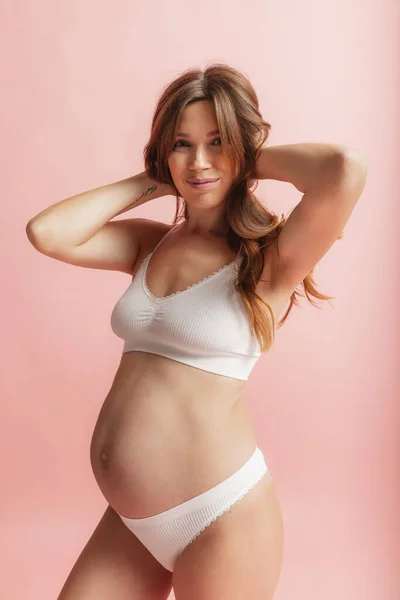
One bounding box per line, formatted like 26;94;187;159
142;254;239;302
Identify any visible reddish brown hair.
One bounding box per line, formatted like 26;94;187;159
143;63;335;352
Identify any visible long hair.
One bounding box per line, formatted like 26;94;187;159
143;63;336;352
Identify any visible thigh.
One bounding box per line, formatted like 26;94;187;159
172;476;284;600
57;504;173;600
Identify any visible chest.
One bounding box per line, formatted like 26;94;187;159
137;238;290;327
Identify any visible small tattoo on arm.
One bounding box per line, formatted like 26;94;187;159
137;184;158;201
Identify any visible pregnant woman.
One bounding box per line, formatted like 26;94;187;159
26;63;367;600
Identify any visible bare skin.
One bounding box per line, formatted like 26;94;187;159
57;222;288;600
57;100;288;599
90;222;288;520
39;97;365;600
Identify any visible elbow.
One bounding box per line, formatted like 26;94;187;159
337;145;368;175
333;146;368;196
25;219;51;250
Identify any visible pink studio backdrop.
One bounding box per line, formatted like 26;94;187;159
1;1;399;599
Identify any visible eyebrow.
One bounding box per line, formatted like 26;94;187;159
175;129;220;138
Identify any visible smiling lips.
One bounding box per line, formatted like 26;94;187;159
187;178;219;183
186;179;219;190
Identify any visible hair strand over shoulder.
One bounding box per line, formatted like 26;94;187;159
143;63;337;352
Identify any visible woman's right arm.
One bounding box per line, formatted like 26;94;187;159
26;170;173;248
25;171;175;274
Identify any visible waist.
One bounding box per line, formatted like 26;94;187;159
93;351;253;456
113;351;246;405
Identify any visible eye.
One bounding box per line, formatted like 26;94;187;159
172;138;222;150
173;140;189;149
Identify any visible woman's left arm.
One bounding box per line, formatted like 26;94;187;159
253;143;368;293
254;142;364;193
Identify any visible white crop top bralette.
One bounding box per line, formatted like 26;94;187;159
110;222;262;380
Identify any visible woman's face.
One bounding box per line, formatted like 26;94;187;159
167;100;237;207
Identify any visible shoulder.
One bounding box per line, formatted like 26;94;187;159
135;218;174;254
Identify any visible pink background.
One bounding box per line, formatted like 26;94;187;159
2;1;399;598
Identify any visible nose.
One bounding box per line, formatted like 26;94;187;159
188;144;212;170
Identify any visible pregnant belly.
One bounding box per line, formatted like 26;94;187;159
89;372;256;519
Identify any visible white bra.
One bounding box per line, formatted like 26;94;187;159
110;222;262;380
